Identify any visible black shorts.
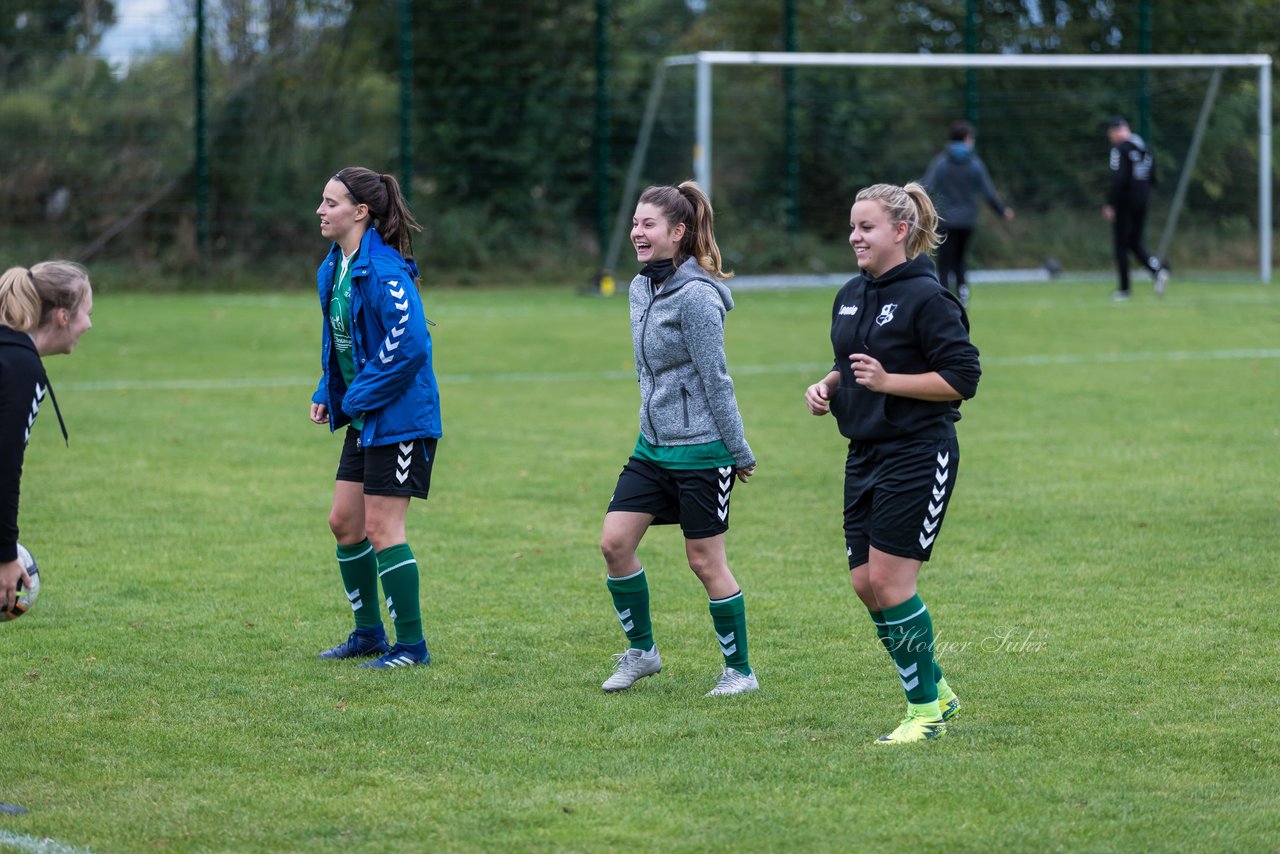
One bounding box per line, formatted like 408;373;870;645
336;428;438;499
607;456;737;540
843;434;960;567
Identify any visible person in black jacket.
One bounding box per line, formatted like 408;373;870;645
1103;116;1170;300
921;120;1014;306
804;183;980;745
0;262;93;614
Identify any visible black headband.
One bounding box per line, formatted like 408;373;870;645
334;173;364;206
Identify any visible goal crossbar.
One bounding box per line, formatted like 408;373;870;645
606;52;1272;283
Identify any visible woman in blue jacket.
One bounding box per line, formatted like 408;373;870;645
804;183;981;744
310;167;441;669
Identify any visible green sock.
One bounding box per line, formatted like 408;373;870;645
337;539;382;631
868;608;892;656
882;595;939;704
871;607;945;684
377;543;424;646
709;591;751;676
606;568;654;650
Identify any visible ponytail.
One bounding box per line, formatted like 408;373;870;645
0;268;41;331
375;172;422;260
0;261;90;333
677;180;732;280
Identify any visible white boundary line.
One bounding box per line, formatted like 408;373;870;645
0;829;98;854
56;349;1280;392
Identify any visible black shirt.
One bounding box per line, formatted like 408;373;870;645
827;255;981;442
0;326;48;563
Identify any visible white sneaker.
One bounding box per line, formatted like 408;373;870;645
602;646;662;692
704;667;759;697
1154;267;1170;296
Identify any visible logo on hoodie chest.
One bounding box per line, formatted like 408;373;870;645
875;304;898;326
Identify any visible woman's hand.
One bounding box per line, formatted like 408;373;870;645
805;382;830;415
735;465;756;483
806;370;840;415
310;403;329;424
0;559;30;614
849;353;887;392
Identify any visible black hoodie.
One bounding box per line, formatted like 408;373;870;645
0;325;48;563
827;255;981;442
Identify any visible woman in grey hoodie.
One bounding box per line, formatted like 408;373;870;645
598;181;759;698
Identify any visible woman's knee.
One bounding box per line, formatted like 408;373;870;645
600;532;629;565
328;509;361;543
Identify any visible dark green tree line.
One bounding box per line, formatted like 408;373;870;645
0;0;1275;280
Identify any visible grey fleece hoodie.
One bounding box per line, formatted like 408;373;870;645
628;256;755;468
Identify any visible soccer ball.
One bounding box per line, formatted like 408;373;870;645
0;543;40;622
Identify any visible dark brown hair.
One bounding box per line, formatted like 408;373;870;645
637;180;732;279
333;167;423;260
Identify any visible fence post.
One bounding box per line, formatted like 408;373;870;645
194;0;208;255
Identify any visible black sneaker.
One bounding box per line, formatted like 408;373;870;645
318;627;391;660
360;640;431;669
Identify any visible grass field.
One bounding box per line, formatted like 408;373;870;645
2;276;1278;853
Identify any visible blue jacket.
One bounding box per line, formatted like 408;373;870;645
312;228;441;447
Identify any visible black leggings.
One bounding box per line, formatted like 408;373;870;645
1112;206;1159;292
936;227;972;296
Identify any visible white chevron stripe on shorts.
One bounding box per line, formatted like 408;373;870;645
395;441;413;484
919;450;951;549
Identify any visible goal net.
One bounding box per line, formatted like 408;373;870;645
605;52;1272;286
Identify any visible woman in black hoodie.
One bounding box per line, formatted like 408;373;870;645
0;262;93;614
804;183;980;745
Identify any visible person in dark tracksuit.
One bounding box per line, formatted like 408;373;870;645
310;167;442;669
804;182;980;745
921;120;1014;307
0;262;93;614
1103;116;1170;300
598;180;760;698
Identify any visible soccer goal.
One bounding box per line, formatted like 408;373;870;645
604;51;1272;285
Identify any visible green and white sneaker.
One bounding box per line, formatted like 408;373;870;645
876;707;946;745
705;667;759;697
602;646;662;692
938;688;961;722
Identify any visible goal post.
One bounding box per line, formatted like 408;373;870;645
605;51;1272;284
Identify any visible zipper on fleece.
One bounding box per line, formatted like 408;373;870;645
638;282;661;441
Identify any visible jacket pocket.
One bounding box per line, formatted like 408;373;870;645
680;386;690;429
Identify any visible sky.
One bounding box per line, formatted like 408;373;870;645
97;0;184;69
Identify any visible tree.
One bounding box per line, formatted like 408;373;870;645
0;0;116;77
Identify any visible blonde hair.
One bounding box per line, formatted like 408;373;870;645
0;261;92;333
637;180;733;280
854;182;941;259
